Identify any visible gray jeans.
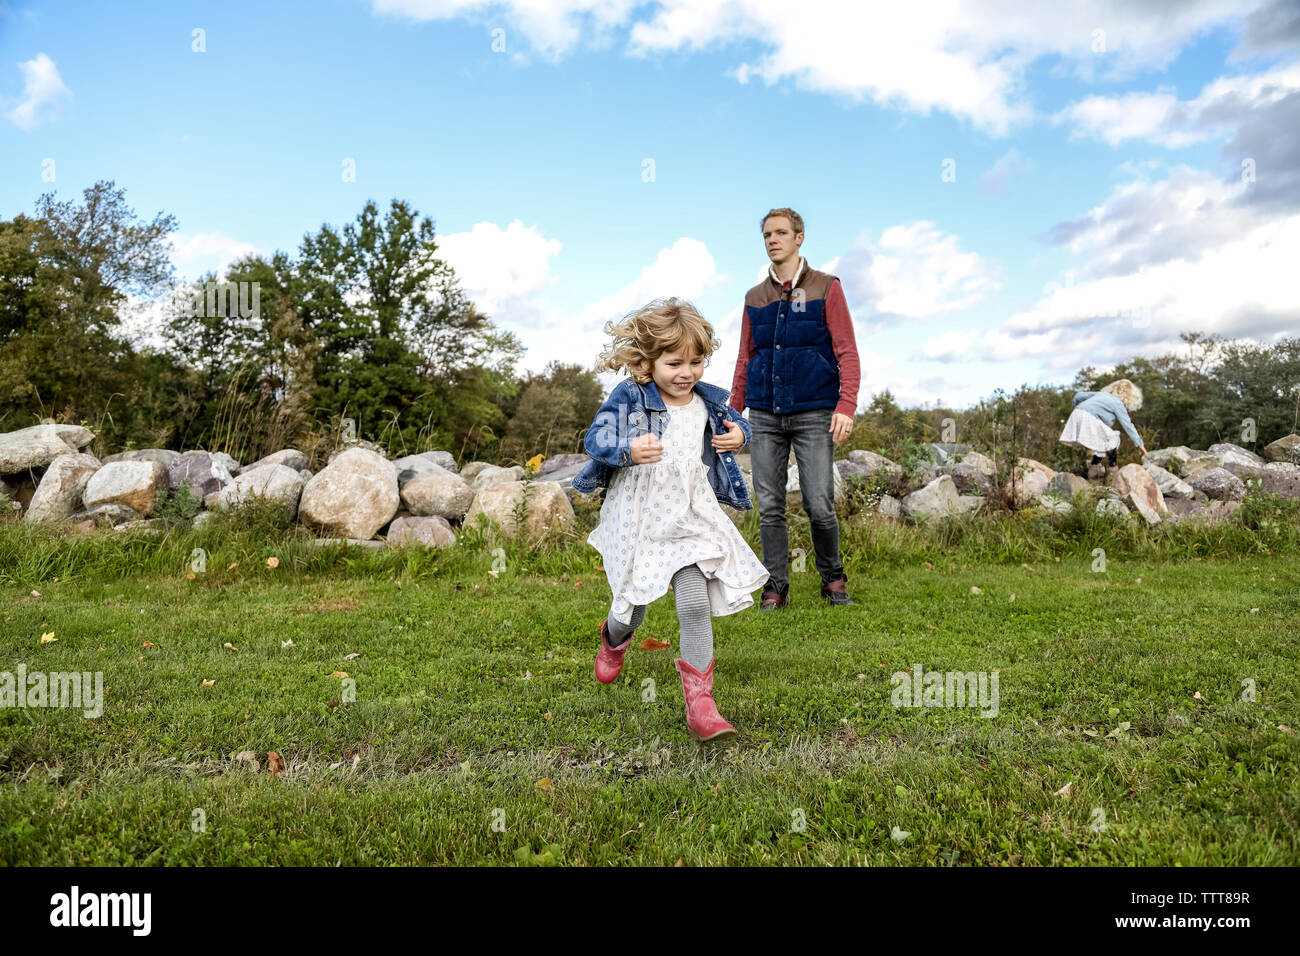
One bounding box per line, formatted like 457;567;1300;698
748;406;844;593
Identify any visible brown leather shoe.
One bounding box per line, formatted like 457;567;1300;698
760;588;789;611
820;573;855;606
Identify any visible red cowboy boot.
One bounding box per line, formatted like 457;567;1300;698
674;658;736;741
594;619;635;684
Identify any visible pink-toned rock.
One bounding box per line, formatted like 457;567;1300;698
299;448;399;540
1108;462;1167;514
386;515;457;548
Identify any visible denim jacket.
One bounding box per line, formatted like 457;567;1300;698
571;377;753;509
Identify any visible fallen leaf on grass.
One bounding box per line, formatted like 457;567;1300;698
344;652;360;660
890;826;912;844
142;642;155;648
923;562;934;570
235;750;258;769
266;556;279;569
330;671;348;679
573;579;582;589
1193;691;1203;701
970;586;983;595
40;632;56;644
281;640;294;648
544;712;553;720
520;670;533;681
535;777;552;791
640;637;671;651
267;751;284;775
1054;782;1072;797
227;562;238;571
1279;725;1295;734
30;590;40;597
710;782;723;794
595;564;605;571
223;642;237;651
186;573;196;580
201;679;215;688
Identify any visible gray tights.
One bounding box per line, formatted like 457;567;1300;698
605;564;714;671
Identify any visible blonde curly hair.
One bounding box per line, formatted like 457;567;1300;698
595;297;720;384
1102;378;1144;412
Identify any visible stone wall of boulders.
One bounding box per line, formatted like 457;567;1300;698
832;434;1300;525
4;422;1299;542
0;424;588;548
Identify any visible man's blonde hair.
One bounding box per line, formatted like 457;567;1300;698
761;207;805;235
596;297;720;384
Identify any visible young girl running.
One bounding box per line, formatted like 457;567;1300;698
574;298;769;741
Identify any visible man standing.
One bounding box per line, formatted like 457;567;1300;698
729;208;861;608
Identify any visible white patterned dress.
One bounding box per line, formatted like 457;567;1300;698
588;391;769;626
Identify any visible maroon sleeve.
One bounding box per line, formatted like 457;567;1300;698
729;303;753;413
825;278;860;418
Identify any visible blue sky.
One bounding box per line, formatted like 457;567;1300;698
2;0;1297;409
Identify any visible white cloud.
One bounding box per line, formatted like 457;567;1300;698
436;219;562;327
170;232;261;280
514;237;725;380
824;221;998;321
5;52;70;130
983;169;1300;370
922;329;981;361
370;0;639;59
1055;62;1300;148
373;0;1270;134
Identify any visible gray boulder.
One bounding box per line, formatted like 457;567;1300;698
847;449;903;479
214;463;306;520
0;424;91;474
25;452;102;523
534;453;587;479
1143;462;1194;499
103;448;179;467
391;452;454;488
472;465;526;491
901;475;962;518
1263;434;1300;463
240;449;309;474
1048;472;1090;497
399;468;474;521
1208;442;1265;468
169;451;234;498
68;503;140;526
458;460;496;482
83;460;170;516
1259;462;1300;499
1186;467;1246;502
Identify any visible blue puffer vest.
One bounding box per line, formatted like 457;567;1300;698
743;265;841;414
571;377;753;509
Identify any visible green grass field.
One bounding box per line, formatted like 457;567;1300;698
2;506;1298;866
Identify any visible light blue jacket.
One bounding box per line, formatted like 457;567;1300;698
571;377;753;509
1073;391;1142;446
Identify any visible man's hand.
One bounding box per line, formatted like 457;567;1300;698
630;433;663;464
1137;445;1148;458
712;419;745;453
829;413;854;445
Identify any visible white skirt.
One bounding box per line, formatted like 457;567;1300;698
1059;408;1119;455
